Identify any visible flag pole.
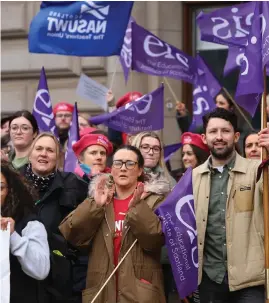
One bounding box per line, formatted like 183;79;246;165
262;66;269;303
222;87;254;131
164;77;180;103
90;240;137;303
110;57;119;91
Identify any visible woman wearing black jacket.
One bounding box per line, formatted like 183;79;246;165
19;132;88;303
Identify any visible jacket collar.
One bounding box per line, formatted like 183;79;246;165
196;152;247;175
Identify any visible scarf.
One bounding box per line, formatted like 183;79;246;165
25;163;56;193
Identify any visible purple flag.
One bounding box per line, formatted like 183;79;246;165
223;46;245;76
164;143;182;162
197;2;255;47
32;67;57;135
190;56;220;130
90;84;164;134
64;102;79;172
155;168;198;299
119;16;135;83
131;22;198;84
235;2;266;116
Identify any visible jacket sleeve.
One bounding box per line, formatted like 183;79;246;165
176;111;192;133
125;196;165;252
59;198;105;248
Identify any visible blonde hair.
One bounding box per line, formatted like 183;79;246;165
131;131;171;180
28;132;61;170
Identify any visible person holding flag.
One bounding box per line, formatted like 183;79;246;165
193;108;269;302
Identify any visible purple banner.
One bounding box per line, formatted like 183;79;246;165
131;22;198;84
164;143;182;162
32;66;57;135
90;84;164;134
119;16;135;83
235;2;266;116
190;55;220;130
197;2;255;48
64;102;79;172
155;168;198;299
224;46;245;76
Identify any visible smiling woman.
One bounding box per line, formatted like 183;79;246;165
18;132;89;302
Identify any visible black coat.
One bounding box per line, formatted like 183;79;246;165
19;166;89;302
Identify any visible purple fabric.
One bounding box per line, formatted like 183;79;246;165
119;16;135;83
224;46;245;76
90;85;164;134
32;67;57;135
164;143;182;162
197;2;255;47
235;2;266;116
131;22;198;84
64;102;79;172
190;55;220;130
155;168;198;299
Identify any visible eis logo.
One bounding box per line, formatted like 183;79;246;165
46;1;110;41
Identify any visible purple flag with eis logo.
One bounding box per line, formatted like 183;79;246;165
155;168;198;299
64;102;79;172
197;2;255;48
119;16;135;83
224;46;245;76
131;22;198;84
32;67;57;135
235;2;268;116
90;84;164;134
190;55;220;130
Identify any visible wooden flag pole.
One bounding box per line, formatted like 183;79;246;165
222;87;254;131
262;67;269;303
90;240;137;303
164;77;181;103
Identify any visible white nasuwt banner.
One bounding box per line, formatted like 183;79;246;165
0;224;10;303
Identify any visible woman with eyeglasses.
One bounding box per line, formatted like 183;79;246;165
131;131;176;193
72;133;113;183
9;110;39;170
19;132;88;303
1;160;50;303
59;145;166;303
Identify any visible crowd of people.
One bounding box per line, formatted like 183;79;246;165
1;88;269;303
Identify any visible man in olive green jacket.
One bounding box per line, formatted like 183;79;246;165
193;108;269;303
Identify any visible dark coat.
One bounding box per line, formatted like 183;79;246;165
19;166;89;302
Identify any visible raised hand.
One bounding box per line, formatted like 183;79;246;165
176;102;187;116
106;90;115;105
258;123;269;152
128;182;145;209
94;175;114;207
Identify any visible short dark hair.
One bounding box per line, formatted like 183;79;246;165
113;145;144;181
215;89;234;110
203;108;238;132
1;115;12;128
9;110;39;135
190;144;209;166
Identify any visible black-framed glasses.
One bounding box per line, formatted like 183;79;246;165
112;160;137;170
10;124;33;133
140;144;161;154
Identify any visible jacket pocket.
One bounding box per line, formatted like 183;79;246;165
233;185;254;213
135;278;160;303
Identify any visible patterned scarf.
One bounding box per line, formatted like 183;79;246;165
25;163;56;193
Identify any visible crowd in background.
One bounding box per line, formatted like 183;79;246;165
1;89;269;303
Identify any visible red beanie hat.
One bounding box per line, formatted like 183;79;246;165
79;127;97;138
73;134;113;157
116;91;143;108
53;102;74;115
181;132;209;153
